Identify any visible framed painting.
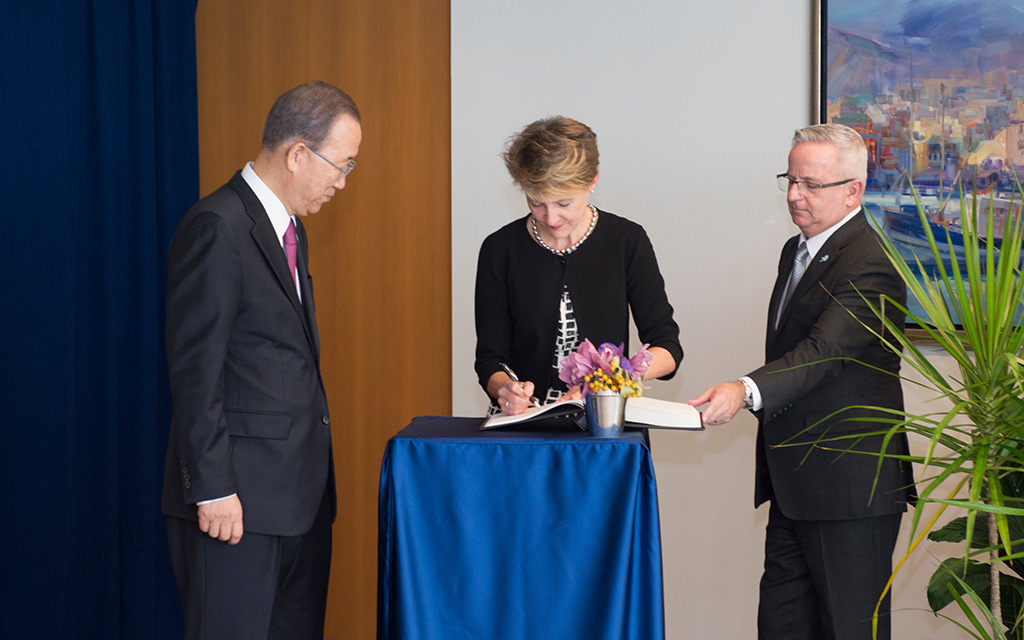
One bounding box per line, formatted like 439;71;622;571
816;0;1024;328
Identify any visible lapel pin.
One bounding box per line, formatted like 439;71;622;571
819;254;829;263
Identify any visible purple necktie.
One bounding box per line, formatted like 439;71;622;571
283;220;298;291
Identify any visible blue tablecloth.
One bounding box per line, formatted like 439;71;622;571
377;416;665;640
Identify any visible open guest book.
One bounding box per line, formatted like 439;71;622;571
480;396;704;431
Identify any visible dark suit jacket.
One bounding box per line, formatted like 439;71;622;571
162;172;336;537
749;209;913;522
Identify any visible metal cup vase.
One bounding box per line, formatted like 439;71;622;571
585;391;626;437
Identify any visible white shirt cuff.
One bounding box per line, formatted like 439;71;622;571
196;493;236;506
740;376;763;412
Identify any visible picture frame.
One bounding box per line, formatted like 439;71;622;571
816;0;1024;331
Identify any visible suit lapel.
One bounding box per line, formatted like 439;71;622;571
771;208;869;339
228;173;317;352
294;219;321;361
766;235;800;348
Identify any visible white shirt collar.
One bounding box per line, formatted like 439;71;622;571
241;162;295;247
800;206;861;260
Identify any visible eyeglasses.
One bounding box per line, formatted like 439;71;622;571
776;173;853;195
307;145;357;178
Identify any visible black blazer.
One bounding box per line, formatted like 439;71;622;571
749;210;913;521
162;172;335;537
474;211;682;399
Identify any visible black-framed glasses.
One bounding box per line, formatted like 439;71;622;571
307;145;357;178
776;173;853;195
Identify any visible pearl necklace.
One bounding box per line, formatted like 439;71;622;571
530;205;599;256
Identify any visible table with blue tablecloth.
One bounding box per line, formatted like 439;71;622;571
377;415;665;640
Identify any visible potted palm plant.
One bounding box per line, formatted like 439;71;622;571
803;172;1024;638
925;471;1024;638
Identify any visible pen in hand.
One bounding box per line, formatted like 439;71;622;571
499;363;541;407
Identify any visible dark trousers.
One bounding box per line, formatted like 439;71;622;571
167;491;332;640
758;501;902;640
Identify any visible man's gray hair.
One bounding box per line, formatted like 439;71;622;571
792;123;868;183
261;81;360;151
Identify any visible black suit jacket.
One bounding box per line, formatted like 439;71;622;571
749;210;913;521
162;172;336;537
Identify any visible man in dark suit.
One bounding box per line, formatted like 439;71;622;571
162;81;361;640
690;124;913;640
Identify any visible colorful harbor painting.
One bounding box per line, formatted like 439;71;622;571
820;0;1024;325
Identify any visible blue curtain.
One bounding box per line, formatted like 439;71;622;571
1;1;197;638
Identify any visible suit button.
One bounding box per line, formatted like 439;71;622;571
322;415;329;425
184;481;191;489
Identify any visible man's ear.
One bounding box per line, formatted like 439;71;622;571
285;141;306;172
845;179;865;207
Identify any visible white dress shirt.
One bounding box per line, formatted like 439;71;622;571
242;162;301;300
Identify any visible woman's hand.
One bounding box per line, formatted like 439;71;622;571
559;385;583;402
487;371;537;415
497;379;537;415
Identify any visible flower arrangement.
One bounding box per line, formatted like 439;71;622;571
558;339;653;398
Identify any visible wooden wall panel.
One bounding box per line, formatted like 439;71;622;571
195;2;451;637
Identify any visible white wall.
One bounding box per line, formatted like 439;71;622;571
452;1;961;637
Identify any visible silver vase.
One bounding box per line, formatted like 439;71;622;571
585;391;626;437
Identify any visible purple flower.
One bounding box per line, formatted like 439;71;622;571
558;340;654;397
594;342;625;374
628;344;654;377
558;339;600;387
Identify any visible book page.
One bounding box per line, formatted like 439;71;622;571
479;399;585;430
625;396;704;430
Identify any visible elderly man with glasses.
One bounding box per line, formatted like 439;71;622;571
690;123;914;640
163;81;361;640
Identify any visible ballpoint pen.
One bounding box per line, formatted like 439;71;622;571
499;363;541;406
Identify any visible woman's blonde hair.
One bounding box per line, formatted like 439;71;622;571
502;116;599;199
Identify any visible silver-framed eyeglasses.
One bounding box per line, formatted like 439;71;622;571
777;173;853;196
307;145;356;178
